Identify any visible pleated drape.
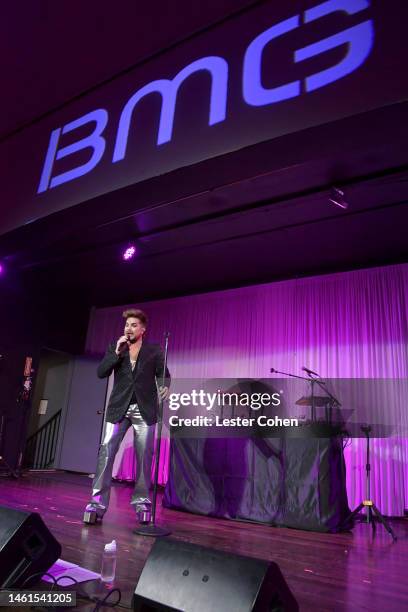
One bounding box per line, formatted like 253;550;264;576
86;263;408;515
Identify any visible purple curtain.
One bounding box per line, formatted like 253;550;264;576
86;263;408;516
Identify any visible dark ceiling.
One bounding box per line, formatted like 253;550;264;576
2;101;406;309
0;0;255;138
1;2;408;311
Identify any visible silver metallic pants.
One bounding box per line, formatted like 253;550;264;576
89;404;155;512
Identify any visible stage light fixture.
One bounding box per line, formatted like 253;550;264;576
123;245;137;261
329;187;349;209
0;263;4;275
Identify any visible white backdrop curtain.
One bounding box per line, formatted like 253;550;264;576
86;263;408;516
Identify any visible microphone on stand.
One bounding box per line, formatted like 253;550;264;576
302;366;320;377
270;367;277;373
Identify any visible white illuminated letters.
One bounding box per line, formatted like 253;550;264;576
37;0;373;194
295;0;373;92
37;109;108;193
113;56;228;162
243;0;373;104
243;15;301;106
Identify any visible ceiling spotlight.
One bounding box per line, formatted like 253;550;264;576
123;245;137;261
329;187;349;209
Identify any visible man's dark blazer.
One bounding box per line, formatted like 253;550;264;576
97;341;170;425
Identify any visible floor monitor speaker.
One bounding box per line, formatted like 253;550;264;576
0;505;61;588
133;538;298;611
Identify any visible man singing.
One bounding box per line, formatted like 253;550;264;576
84;309;170;523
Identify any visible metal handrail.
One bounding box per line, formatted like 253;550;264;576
23;410;61;469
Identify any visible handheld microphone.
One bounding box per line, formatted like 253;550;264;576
118;337;130;351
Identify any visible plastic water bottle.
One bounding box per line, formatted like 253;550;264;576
101;539;117;582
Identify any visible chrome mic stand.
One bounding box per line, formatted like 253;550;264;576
134;332;171;537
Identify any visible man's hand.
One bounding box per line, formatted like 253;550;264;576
159;386;170;401
115;335;130;356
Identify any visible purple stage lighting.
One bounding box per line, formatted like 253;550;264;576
0;263;4;275
329;187;349;210
123;245;136;261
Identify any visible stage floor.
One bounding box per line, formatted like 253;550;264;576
1;471;407;611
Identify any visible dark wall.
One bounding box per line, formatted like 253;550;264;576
0;275;90;469
27;349;72;438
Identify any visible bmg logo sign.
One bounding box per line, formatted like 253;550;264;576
37;0;373;194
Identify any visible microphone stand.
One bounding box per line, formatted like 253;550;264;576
134;332;171;537
271;368;340;424
303;370;341;424
270;368;318;422
270;368;310;382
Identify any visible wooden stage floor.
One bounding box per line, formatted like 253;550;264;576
1;471;407;611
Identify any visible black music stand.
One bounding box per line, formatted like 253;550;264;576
342;425;396;541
